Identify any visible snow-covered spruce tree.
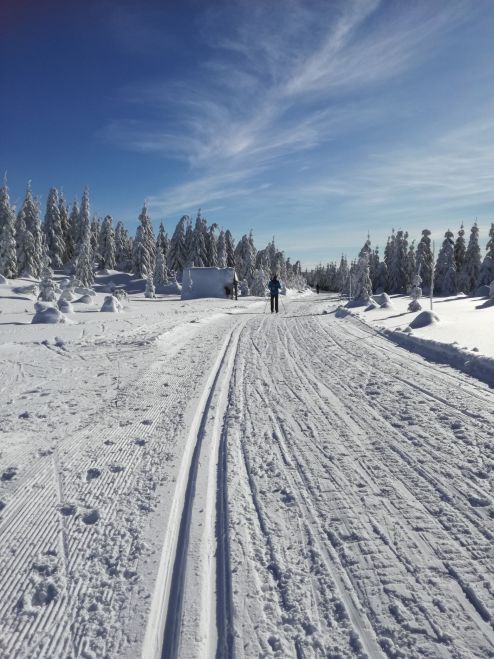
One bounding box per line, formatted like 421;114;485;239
132;204;156;278
16;183;43;278
369;246;380;292
454;224;466;276
90;217;100;263
75;224;94;287
250;268;268;296
206;223;218;267
145;270;156;298
99;215;116;270
388;229;408;293
189;211;208;267
458;222;481;294
115;221;132;270
154;249;168;289
406;240;416;292
58;192;73;264
224;229;235;268
336;255;349;293
415;229;433;293
168;215;188;274
0;177;18;278
217;230;227;268
434;229;457;295
352;254;373;302
156;222;169;263
478;223;494;288
76;188;91;258
43;188;65;269
69;198;81;253
234;233;256;284
184;219;194;266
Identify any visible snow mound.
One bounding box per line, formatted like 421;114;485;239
100;295;123;313
409;311;440;329
408;299;422;312
59;288;76;301
365;301;379;311
13;284;39;297
74;295;93;304
0;274;8;285
74;287;96;297
57;298;74;314
32;303;69;324
377;293;393;308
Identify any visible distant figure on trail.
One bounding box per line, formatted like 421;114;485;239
316;284;320;294
268;274;281;313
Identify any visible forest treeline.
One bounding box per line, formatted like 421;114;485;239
308;224;494;297
0;180;306;293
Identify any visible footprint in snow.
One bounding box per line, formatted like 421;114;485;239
141;419;153;426
109;465;125;473
81;509;100;525
134;438;146;447
86;468;101;481
58;503;77;516
1;467;17;481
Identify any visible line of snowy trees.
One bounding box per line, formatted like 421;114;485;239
308;222;494;299
0;179;305;292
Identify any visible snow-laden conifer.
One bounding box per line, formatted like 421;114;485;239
250;268;268;296
458;223;481;294
38;266;58;302
59;192;73;264
154;249;168;289
478;223;494;287
454;224;466;275
115;221;132;271
415;229;433;293
217;230;227;268
156;222;169;263
132;204;156;277
69;198;81;252
190;211;208;267
206;224;218;267
44;188;65;269
99;215;116;270
224;230;235;267
434;229;456;295
77;189;91;256
75;224;94;287
16;183;43;277
0;177;17;278
352;254;373;302
168;215;188;273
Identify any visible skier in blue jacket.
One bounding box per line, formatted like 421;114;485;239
268;274;281;313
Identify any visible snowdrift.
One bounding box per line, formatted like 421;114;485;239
181;267;237;300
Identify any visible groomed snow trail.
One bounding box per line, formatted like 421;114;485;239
1;293;494;658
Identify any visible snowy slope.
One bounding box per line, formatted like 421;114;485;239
1;286;494;658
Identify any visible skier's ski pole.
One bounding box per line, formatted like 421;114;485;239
280;295;287;313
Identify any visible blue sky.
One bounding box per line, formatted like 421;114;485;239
1;0;494;267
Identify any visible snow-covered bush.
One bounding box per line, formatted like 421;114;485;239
408;273;422;312
145;274;156;299
59;287;76;301
74;286;96;296
112;288;128;303
409;310;440;329
0;274;8;285
57;298;74;313
101;295;122;312
38;267;59;302
32;302;68;324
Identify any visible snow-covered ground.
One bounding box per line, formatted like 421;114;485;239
1;280;494;658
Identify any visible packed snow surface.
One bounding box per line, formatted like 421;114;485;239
1;279;494;658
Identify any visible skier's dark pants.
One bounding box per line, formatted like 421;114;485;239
270;294;279;313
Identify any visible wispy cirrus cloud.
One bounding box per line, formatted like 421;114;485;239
100;0;490;251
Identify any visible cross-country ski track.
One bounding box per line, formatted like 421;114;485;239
1;293;494;658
